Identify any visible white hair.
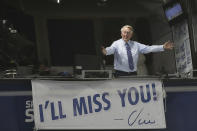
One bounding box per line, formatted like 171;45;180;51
120;25;134;32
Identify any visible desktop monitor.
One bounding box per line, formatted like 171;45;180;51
163;1;186;25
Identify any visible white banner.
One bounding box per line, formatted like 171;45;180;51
32;79;166;130
172;20;193;74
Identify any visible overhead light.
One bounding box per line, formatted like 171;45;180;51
57;0;61;4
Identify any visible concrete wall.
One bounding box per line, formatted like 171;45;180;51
149;16;176;75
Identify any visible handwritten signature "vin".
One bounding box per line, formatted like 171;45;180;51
128;108;155;127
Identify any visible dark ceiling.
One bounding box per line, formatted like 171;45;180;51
1;0;165;18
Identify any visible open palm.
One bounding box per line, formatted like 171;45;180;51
164;41;174;50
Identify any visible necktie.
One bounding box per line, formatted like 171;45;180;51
125;43;134;70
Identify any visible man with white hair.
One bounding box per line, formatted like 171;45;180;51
101;25;173;76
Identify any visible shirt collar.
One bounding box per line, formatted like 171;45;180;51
122;39;132;45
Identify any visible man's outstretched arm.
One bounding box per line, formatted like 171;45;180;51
101;46;107;55
139;41;174;54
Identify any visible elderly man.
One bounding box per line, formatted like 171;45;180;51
101;25;173;76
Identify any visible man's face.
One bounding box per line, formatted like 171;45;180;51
121;27;133;42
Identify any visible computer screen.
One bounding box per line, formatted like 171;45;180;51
165;3;183;21
163;1;185;25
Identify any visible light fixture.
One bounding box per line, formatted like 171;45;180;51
57;0;61;4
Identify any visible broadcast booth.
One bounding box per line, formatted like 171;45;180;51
163;0;196;78
1;0;197;131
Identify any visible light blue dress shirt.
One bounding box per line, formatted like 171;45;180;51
106;39;164;72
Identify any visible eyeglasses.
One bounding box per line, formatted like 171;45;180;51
122;31;132;35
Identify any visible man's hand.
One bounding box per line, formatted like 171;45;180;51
101;46;107;55
163;41;174;50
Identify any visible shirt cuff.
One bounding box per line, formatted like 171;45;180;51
161;45;164;51
105;47;110;55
